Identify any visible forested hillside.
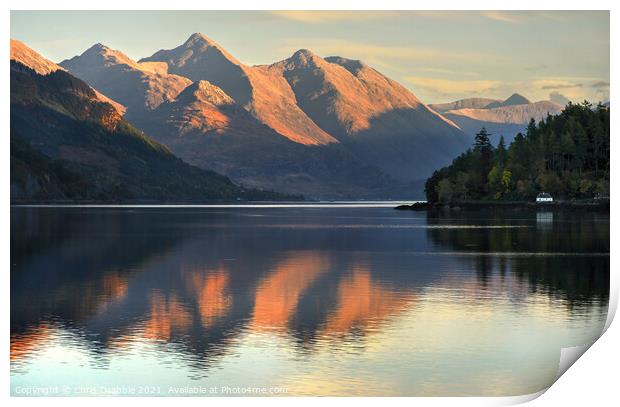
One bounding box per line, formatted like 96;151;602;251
425;102;609;203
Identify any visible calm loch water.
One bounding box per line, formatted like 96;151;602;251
10;206;609;396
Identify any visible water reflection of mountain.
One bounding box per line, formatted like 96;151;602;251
11;208;193;331
11;208;609;372
425;210;609;309
11;209;430;366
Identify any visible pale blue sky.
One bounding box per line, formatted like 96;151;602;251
10;10;610;104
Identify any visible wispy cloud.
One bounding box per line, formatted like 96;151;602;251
532;77;601;90
481;11;578;25
269;10;574;25
540;83;583;90
405;76;501;98
524;63;548;72
278;38;500;65
416;67;480;77
405;75;609;104
530;77;609;102
409;11;474;21
590;81;610;89
269;11;402;23
482;11;524;24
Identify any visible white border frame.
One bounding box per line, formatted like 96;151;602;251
3;2;616;406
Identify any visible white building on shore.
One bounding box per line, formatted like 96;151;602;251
536;192;553;203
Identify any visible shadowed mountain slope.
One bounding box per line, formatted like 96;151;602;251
139;80;400;198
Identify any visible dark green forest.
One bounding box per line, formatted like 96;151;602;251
425;102;610;203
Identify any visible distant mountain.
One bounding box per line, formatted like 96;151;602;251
484;93;530;109
430;94;532;113
429;97;500;113
10;41;284;202
435;94;564;144
446;101;562;124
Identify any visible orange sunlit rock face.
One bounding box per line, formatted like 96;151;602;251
184;267;232;328
11;39;61;75
322;267;413;336
163;80;234;135
251;252;331;330
141;33;338;146
242;65;339;145
10;39;127;115
143;292;192;341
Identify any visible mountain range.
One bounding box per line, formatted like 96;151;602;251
56;33;472;198
430;93;564;143
10;40;285;202
11;34;566;200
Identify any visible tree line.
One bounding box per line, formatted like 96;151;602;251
425;101;610;203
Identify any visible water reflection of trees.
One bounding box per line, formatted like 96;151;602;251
425;210;609;253
511;257;609;310
425;209;609;309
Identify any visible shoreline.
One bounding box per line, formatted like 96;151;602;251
10;201;420;209
395;200;610;212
